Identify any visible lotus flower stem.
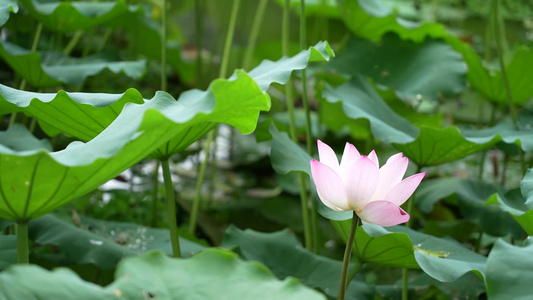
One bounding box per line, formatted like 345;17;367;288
491;0;515;127
161;159;182;258
189;132;213;234
16;222;29;264
299;0;319;253
243;0;268;70
338;211;358;300
160;0;168;91
284;0;313;251
402;268;409;300
402;165;422;300
194;0;204;87
8;22;43;128
491;0;527;173
63;30;83;56
151;160;161;227
189;0;241;236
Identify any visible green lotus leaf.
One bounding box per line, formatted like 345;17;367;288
0;214;205;270
0;84;144;140
522;168;533;210
152;41;334;159
393;126;496;166
337;0;449;42
320;76;419;144
222;225;373;299
486;239;533;299
0;248;325;299
29;214;203;268
462;114;533;152
487;189;533;236
415;177;461;213
329;34;467;103
79;216;206;257
0;236;16;270
320;78;493;166
0;70;270;222
455;178;524;238
333;221;486;282
19;0;138;33
0;41;332;143
461;45;533;105
0;0;18;26
0;40;146;89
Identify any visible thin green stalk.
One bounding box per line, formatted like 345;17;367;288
29;117;37;134
284;0;312;251
478;104;497;179
96;28;113;53
346;258;362;284
16;222;29;264
161;0;168;91
189;132;214;234
492;0;516;126
63;30;83;56
219;0;240;80
474;228;483;253
151;160;160;227
161;159;181;258
9;23;43;128
242;0;268;70
402;165;421;300
299;0;311;155
297;174;312;250
299;0;318;253
189;0;241;235
31;23;43;52
338;212;358;300
402;268;409;300
492;0;527;173
195;0;204;87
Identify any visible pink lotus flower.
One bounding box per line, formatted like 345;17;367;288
310;140;425;226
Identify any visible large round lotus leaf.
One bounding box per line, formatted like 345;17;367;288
336;0;448;42
521;168;533;209
462;114;533;152
0;70;270;222
486;239;533;300
461;45;533;105
333;222;486;282
18;0;137;33
393;126;496;166
0;83;145;140
0;248;325;300
0;41;333;143
320;76;419;144
222;225;374;299
0;0;18;26
151;41;334;159
0;40;146;89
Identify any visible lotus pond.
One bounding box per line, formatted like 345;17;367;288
1;0;533;299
